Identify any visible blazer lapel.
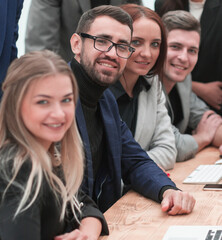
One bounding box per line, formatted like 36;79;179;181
99;94;121;175
76;100;94;197
176;75;192;133
135;90;148;140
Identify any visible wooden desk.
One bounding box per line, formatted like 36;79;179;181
100;147;222;240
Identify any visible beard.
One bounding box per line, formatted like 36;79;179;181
80;48;122;87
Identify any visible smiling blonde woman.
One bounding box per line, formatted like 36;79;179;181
0;50;108;240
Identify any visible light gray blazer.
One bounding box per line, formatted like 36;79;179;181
135;76;177;170
25;0;142;62
163;74;209;162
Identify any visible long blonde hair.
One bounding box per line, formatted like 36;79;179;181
0;50;84;220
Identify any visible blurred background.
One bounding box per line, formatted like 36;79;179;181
17;0;155;57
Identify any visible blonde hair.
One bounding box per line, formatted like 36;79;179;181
0;50;84;220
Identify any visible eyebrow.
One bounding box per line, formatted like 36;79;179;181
169;42;199;50
133;36;161;42
190;46;199;51
34;92;74;99
96;34;130;45
168;42;182;46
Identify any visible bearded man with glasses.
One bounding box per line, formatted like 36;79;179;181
70;5;195;215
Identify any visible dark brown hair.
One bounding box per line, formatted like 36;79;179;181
76;5;133;36
120;3;167;77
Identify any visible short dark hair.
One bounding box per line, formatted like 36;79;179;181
120;3;167;77
75;5;133;35
162;10;201;36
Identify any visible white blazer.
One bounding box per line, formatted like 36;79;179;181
163;74;209;162
135;76;177;170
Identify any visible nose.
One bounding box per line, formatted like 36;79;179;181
140;45;152;58
104;45;118;59
51;103;65;119
178;49;188;62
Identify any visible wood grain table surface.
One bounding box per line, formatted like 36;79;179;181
100;147;222;240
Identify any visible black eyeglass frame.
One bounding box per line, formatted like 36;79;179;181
79;33;135;59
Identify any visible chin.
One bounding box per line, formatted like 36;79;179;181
174;77;186;83
100;74;119;86
140;70;150;76
49;136;65;143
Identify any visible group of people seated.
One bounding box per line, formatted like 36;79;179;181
0;1;222;239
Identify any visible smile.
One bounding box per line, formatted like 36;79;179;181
98;62;116;68
44;123;63;128
172;64;187;70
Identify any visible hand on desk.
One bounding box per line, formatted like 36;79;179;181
54;217;102;240
193;110;222;151
161;189;196;215
54;229;89;240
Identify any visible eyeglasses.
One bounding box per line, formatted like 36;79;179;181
79;33;135;59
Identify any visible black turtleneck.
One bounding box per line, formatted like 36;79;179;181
70;58;179;201
70;58;107;183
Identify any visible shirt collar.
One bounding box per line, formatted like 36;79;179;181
110;76;151;100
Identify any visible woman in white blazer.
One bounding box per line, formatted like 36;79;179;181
110;4;176;170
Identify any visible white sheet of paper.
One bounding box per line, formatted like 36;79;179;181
162;226;222;240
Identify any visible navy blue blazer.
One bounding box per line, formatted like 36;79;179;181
0;0;24;93
76;89;176;212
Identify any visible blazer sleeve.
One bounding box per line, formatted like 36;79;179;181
100;90;177;203
174;80;208;162
144;83;176;170
188;91;209;130
120;119;177;203
25;0;61;54
172;124;199;162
